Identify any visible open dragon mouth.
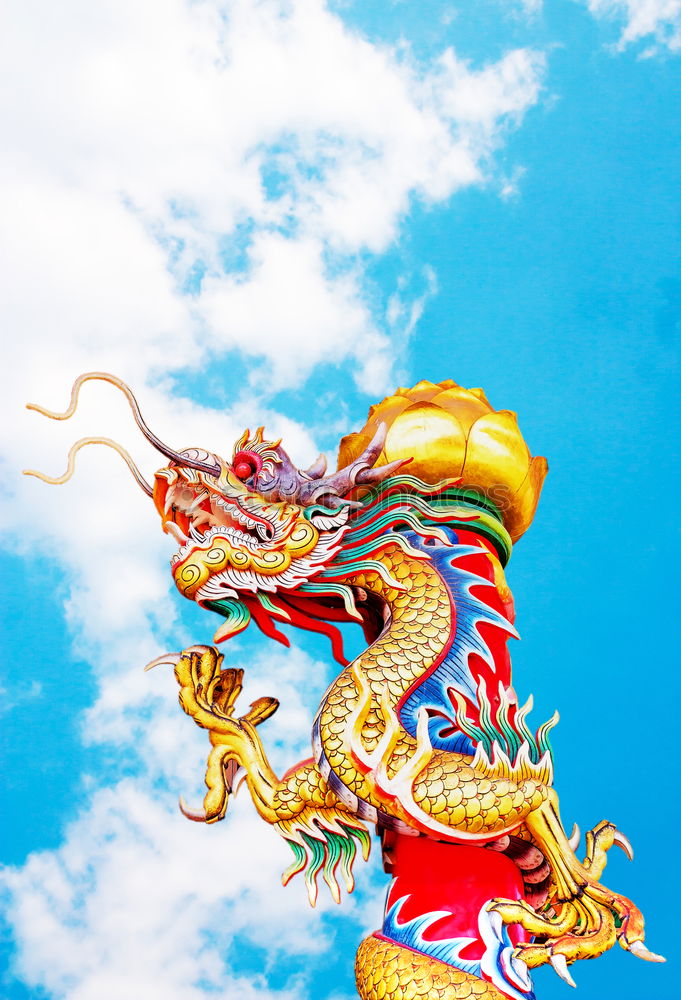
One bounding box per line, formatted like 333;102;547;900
154;469;347;608
160;481;277;565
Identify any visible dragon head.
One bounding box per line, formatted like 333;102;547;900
152;422;402;609
25;373;545;660
24;373;406;649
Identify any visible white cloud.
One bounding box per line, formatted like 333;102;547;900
1;1;545;997
199;233;377;390
503;0;681;52
585;0;681;52
2;779;377;1000
3;641;387;1000
2;0;545;395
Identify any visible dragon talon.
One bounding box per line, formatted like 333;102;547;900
178;796;208;822
550;954;577;988
613;829;634;861
568;823;580;851
143;652;181;672
629;941;665;963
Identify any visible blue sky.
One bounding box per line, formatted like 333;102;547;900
1;1;679;999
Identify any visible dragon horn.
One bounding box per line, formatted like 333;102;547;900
302;453;328;479
300;423;410;505
27;372;221;479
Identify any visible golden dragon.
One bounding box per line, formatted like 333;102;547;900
26;375;664;1000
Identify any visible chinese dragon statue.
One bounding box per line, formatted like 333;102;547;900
26;375;664;1000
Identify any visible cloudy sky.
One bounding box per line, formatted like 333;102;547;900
1;1;679;999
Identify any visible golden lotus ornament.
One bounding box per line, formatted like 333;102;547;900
339;380;547;542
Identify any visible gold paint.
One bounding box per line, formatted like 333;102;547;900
158;395;655;992
174;516;319;598
337;379;547;542
355;934;508;999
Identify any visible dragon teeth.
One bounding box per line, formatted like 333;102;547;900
188;490;208;512
166;485;282;549
212;494;274;534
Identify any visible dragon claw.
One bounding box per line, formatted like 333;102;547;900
567;823;580;851
583;819;631;879
488;898;574;939
143;651;181;671
550;954;577;988
497;800;653;973
628;941;665;963
178;796;208;822
613;829;634;861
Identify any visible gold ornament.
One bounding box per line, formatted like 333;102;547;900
338;380;547;542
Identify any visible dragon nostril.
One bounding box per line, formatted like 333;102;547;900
256;521;274;542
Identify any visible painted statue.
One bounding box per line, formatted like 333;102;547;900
26;375;664;1000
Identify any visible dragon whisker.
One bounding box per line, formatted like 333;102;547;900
23;436;153;496
27;371;220;478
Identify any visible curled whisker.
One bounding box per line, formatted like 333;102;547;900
23;436;153;496
27;372;220;478
26;372;132;421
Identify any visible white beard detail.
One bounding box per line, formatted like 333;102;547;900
193;526;346;602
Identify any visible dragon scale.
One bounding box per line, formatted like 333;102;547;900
313;531;549;843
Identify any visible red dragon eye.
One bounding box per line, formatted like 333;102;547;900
232;450;261;481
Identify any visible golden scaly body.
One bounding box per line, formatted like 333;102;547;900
171;538;647;1000
317;542;546;837
355;936;508;1000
